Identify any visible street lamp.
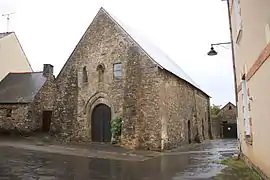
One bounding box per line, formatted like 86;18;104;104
206;0;241;159
207;42;231;56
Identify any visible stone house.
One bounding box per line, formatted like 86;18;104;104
50;7;212;151
0;64;55;134
0;32;32;81
212;102;237;139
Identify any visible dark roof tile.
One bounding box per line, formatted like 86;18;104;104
0;72;46;103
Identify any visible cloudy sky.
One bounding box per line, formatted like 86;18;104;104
0;0;235;106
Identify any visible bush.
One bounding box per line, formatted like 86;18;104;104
111;116;122;138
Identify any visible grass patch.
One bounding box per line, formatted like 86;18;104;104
214;158;262;180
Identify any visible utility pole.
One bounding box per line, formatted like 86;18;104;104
2;12;16;32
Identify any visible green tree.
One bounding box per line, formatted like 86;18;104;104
210;104;222;116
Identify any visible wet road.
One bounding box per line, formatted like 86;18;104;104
0;139;238;180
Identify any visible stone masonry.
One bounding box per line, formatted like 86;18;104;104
50;8;211;150
160;70;210;149
0;104;33;133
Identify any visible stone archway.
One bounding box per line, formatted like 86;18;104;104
84;92;114;142
91;104;112;142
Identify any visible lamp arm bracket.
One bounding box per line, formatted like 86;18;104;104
211;42;231;46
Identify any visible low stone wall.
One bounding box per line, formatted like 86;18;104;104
211;116;221;139
0;104;39;134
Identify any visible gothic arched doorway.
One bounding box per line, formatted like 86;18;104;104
91;104;112;142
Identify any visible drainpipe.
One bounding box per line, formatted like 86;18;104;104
224;0;242;154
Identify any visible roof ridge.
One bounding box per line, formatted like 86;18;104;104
9;71;42;74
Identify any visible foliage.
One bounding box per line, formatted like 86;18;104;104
210;104;222;116
214;158;262;180
111;116;122;137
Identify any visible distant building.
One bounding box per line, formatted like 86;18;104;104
212;102;237;139
229;0;270;178
0;32;32;81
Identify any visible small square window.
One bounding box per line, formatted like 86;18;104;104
113;63;122;80
114;63;122;71
6;109;12;117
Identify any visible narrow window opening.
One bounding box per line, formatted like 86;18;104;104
97;64;105;83
83;66;88;83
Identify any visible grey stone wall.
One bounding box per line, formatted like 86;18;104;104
0;104;34;133
32;75;56;132
195;91;211;141
212;116;221;139
122;46;161;150
159;69;210;150
51;57;78;140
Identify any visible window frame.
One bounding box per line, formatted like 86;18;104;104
233;0;242;43
241;75;251;136
113;62;122;80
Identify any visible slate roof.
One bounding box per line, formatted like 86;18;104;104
0;72;46;103
0;32;12;39
102;8;209;96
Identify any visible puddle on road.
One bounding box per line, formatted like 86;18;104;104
0;139;238;180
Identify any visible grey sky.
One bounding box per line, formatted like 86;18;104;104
0;0;235;106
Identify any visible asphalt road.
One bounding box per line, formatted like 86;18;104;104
0;139;238;180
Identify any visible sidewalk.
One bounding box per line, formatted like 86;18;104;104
0;137;160;161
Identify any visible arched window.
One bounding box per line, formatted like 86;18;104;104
83;66;88;83
97;64;105;83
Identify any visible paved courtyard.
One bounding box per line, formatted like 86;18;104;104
0;139;239;179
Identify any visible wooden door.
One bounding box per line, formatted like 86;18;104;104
42;111;52;132
223;123;237;138
91;104;111;142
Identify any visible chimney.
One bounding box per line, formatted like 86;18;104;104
43;64;54;78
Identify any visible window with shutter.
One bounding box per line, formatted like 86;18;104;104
241;75;251;136
233;0;242;43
